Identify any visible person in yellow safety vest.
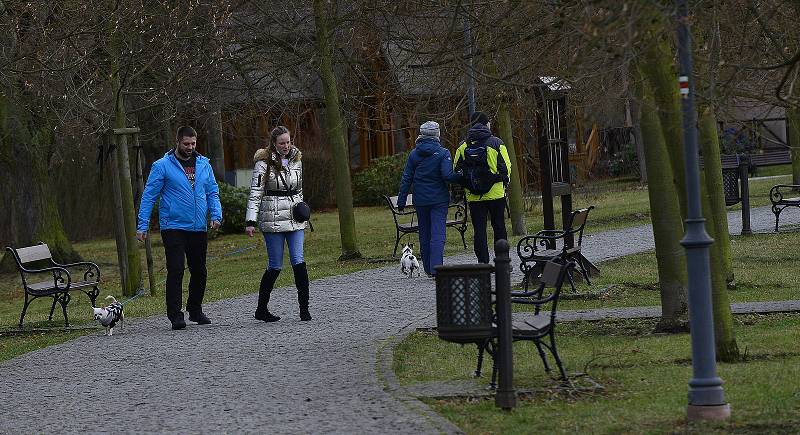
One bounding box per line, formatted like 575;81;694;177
452;111;512;264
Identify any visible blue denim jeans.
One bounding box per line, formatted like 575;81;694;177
415;203;448;275
263;230;305;270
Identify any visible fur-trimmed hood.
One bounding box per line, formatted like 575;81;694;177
253;147;302;163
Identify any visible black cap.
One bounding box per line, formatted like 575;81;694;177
470;111;489;126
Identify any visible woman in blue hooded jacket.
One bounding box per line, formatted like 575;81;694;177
397;121;460;277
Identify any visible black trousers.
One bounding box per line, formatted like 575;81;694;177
161;230;208;318
469;198;508;264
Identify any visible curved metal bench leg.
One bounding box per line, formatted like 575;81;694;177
459;226;467;250
393;230;401;257
566;270;577;293
19;294;32;328
549;332;568;381
48;295;58;320
534;340;551;373
475;340;487;377
90;286;100;307
490;363;498;390
576;258;592;285
59;293;71;327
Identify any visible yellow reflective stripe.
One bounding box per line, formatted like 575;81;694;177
498;144;512;177
486;146;499;172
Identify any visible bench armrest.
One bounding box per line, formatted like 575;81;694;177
770;184;800;195
392;208;416;216
517;231;568;257
446;202;467;221
534;229;567;237
22;266;72;290
51;260;101;282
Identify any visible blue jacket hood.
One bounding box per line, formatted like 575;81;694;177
414;137;442;156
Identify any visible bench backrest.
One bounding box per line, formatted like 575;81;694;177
386;194;412;210
566;206;594;248
513;259;574;317
11;244;53;264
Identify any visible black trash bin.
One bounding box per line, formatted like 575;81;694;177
721;155;741;206
434;263;494;344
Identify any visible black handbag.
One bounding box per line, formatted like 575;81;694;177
277;167;313;229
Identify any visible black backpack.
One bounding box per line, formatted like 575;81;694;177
459;141;502;195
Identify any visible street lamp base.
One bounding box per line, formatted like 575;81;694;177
686;403;731;421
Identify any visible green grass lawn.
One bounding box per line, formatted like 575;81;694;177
395;314;800;434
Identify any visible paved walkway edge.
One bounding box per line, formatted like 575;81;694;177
377;323;465;435
551;300;800;323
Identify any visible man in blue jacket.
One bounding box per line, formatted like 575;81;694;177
397;121;460;277
137;126;223;330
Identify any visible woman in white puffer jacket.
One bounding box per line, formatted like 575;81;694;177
245;126;310;322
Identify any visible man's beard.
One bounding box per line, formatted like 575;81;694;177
177;148;192;159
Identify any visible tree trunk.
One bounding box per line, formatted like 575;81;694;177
641;33;688;219
313;0;361;259
636;79;689;331
110;24;142;296
629;99;647;183
497;99;526;235
206;100;226;181
699;171;741;362
788;107;800;185
698;107;735;286
0;92;80;272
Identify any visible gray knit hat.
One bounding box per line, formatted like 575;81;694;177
419;121;440;139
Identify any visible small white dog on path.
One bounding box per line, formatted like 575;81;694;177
400;243;421;278
92;295;124;336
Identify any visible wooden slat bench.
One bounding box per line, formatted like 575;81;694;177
703;150;791;172
6;243;101;328
383;193;468;257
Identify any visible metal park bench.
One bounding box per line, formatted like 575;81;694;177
516;206;598;292
769;184;800;232
383;192;468;257
475;258;575;385
6;243;101;328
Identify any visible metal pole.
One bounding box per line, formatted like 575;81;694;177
463;3;476;116
739;156;752;235
675;0;731;421
493;239;516;410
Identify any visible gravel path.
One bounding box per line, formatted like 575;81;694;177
0;204;797;433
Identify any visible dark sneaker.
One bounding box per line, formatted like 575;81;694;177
188;311;212;325
169;312;186;330
300;309;312;321
255;311;281;322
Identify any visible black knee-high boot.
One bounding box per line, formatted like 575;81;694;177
255;268;281;322
292;262;311;321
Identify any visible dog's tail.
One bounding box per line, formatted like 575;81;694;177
105;295;118;303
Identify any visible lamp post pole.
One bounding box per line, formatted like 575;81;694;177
675;0;731;421
493;240;516;410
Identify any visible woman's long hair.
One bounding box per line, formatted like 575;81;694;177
265;125;290;174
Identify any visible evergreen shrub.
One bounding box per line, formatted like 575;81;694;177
352;152;409;206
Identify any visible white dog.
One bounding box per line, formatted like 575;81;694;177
400;243;421;278
92;295;124;336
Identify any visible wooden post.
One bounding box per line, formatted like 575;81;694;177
131;129;157;295
108;133;129;293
